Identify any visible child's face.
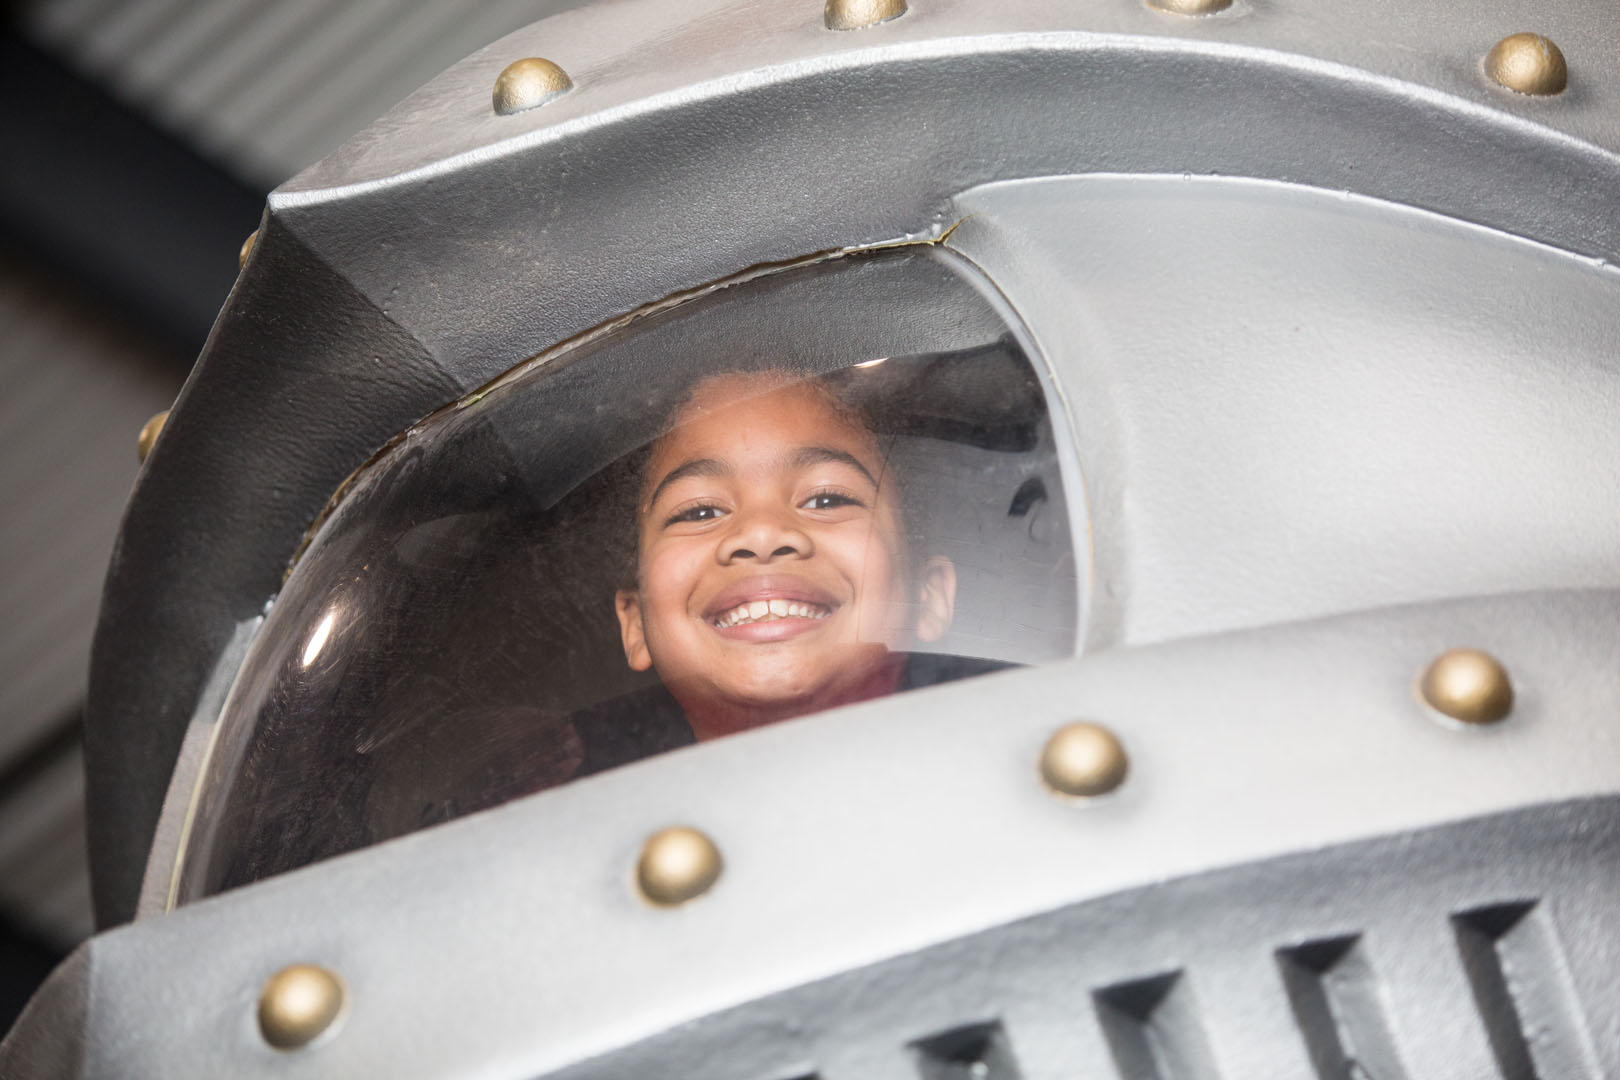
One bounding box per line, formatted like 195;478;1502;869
615;373;951;733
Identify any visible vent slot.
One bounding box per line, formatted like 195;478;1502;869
1451;901;1601;1080
1276;934;1408;1080
910;1020;1023;1080
1093;971;1222;1080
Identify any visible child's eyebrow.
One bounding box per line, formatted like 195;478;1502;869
647;457;728;508
791;446;878;487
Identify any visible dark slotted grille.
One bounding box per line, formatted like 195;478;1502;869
543;803;1618;1080
1451;901;1602;1080
910;1020;1023;1080
1091;971;1222;1080
1276;934;1408;1080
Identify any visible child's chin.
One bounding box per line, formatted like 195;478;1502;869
719;672;828;710
722;653;894;709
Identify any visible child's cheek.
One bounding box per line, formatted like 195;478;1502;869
846;536;905;646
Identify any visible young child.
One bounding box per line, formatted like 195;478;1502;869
613;369;961;742
364;367;993;833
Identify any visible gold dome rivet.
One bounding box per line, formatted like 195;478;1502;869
1419;648;1514;725
257;964;346;1050
824;0;907;31
238;229;258;271
1039;722;1129;799
492;58;573;115
1485;33;1568;96
137;410;169;464
636;825;723;906
1147;0;1233;15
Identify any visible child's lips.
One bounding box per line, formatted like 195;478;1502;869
712;615;828;644
703;577;840;641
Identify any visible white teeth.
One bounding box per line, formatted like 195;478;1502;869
713;599;832;627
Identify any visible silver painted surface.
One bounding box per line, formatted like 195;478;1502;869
47;0;1620;1071
537;799;1617;1080
291;0;1620;189
946;174;1620;649
55;588;1620;1076
263;0;1620;398
87;0;1620;922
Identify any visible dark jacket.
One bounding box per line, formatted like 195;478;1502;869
571;651;1013;778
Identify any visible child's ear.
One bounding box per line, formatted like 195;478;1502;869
615;590;653;671
913;556;957;643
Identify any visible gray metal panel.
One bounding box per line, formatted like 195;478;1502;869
288;0;1620;190
268;32;1620;398
540;799;1617;1080
82;0;1620;930
84;216;458;926
945;174;1620;648
49;588;1620;1076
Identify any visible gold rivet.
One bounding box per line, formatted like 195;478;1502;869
636;826;723;906
137;410;168;464
492;58;573;115
1039;722;1128;799
257;964;345;1050
1419;648;1514;725
1485;33;1567;96
1146;0;1233;14
238;229;258;271
824;0;907;31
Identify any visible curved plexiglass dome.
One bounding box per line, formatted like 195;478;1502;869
171;247;1085;901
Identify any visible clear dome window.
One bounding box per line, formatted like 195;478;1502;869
172;247;1085;901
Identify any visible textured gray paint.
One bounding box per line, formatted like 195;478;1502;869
37;588;1620;1076
86;217;458;926
60;0;1620;1074
538;799;1619;1080
271;38;1620;389
88;0;1620;926
945;174;1620;649
289;0;1620;189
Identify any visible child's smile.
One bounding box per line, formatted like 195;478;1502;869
614;372;945;740
705;576;837;637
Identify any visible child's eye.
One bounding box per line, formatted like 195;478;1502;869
800;491;863;511
666;503;727;526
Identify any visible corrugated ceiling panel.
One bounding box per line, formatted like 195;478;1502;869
0;256;181;949
3;0;590;953
0;744;94;948
0;260;176;758
19;0;583;187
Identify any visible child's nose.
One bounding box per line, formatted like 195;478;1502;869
719;507;812;563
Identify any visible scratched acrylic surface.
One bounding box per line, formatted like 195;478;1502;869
174;248;1081;902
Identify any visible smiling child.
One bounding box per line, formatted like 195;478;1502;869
613;370;959;741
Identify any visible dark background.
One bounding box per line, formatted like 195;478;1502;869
0;0;573;1032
